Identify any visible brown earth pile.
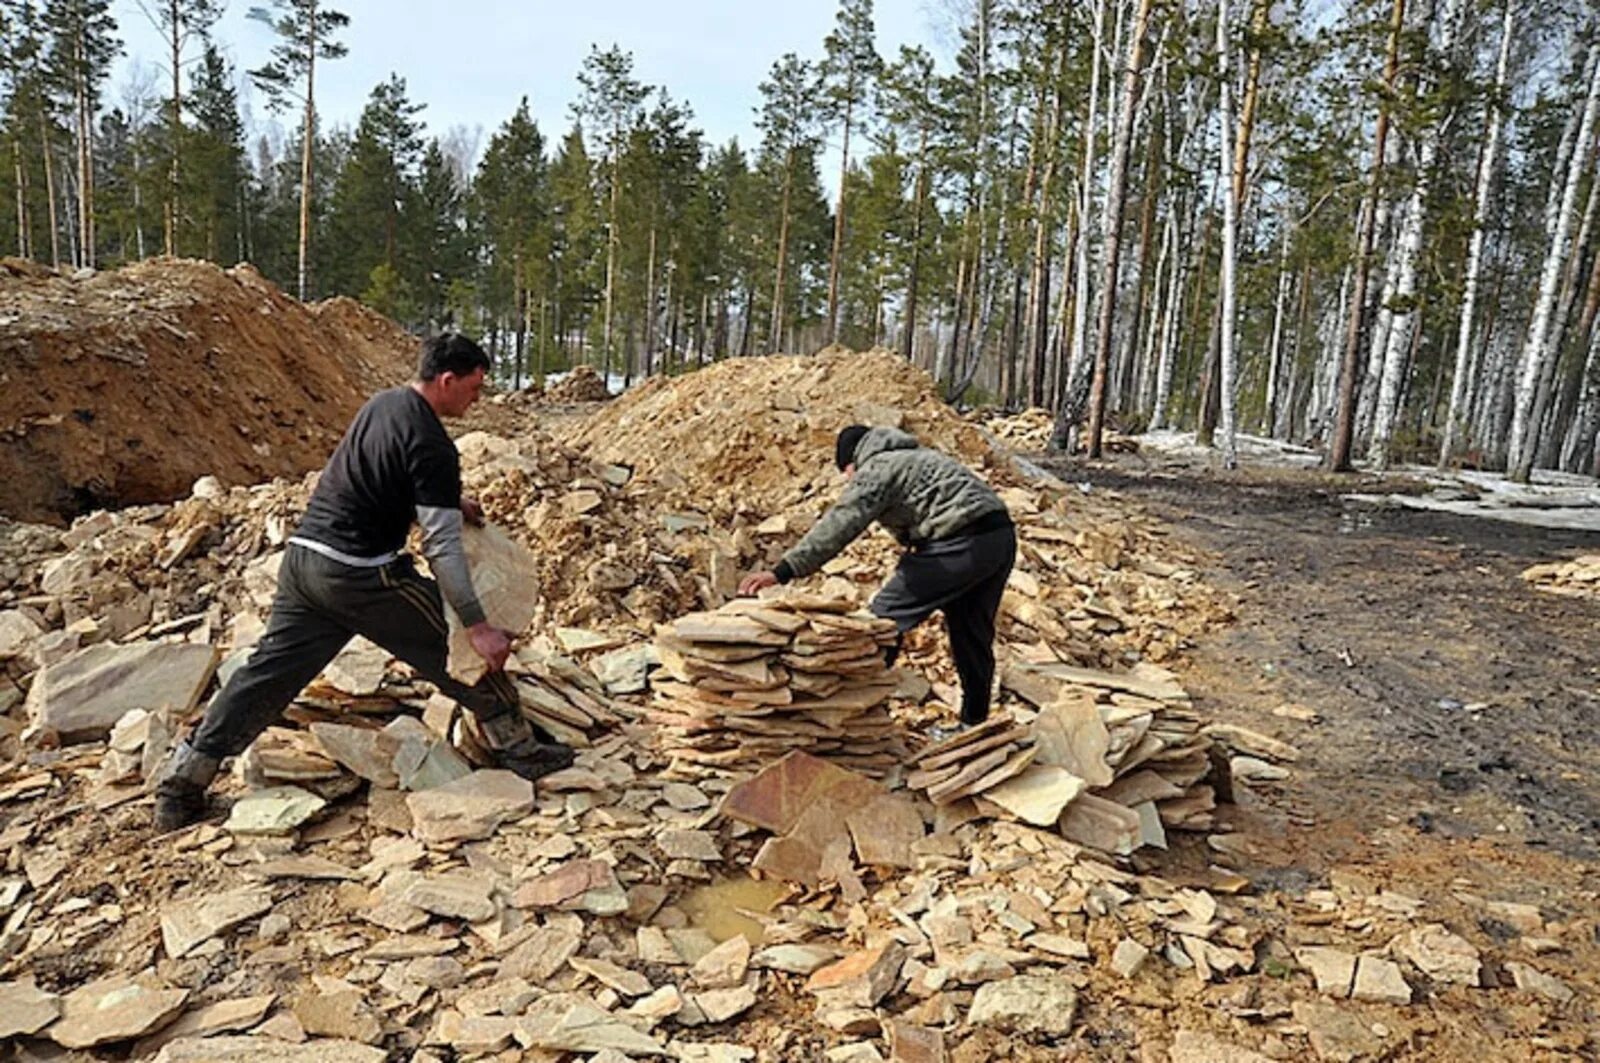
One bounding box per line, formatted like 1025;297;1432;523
0;257;414;523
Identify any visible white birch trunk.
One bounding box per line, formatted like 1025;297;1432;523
1441;0;1515;467
1150;212;1184;429
1217;0;1240;468
1510;43;1600;481
1138;213;1174;412
1263;224;1291;433
1369;0;1467;468
1068;0;1106;381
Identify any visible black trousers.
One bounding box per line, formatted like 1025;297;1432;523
189;545;517;760
869;523;1016;726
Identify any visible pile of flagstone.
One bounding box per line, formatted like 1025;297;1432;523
896;658;1223;858
1521;554;1600;600
648;593;907;778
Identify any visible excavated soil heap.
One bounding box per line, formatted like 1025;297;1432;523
0;257;414;523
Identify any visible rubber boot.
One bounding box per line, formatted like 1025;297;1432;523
477;709;575;784
152;740;220;832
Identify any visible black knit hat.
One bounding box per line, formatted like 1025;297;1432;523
835;425;869;471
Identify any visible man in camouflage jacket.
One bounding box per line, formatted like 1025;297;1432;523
739;425;1016;731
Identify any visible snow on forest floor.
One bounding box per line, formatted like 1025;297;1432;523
1138;429;1600;533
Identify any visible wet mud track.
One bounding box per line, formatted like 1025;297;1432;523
1045;461;1600;864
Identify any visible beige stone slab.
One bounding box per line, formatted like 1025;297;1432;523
1033;695;1113;788
49;975;189;1049
153;1035;386;1062
27;641;217;743
446;524;541;685
406;769;533;844
1058;793;1142;855
161;886;275;958
0;979;59;1038
980;764;1086;826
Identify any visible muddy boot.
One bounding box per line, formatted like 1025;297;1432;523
478;709;576;785
151;740;219;832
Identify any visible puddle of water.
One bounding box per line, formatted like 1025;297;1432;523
678;876;790;944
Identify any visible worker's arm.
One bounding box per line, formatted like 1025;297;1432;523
774;465;893;582
409;438;509;668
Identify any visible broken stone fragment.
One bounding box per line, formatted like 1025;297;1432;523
26;640;217;744
0;979;60;1038
1111;938;1150;979
406;769;533;844
160;886;274;958
1397;924;1481;987
1351;954;1412;1004
292;989;383;1044
1295;946;1357;998
48;975;189;1049
967;972;1078;1035
692;934;753;989
224;786;327;834
805;942;906;1008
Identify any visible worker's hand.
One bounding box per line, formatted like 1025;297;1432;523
461;496;485;527
468;621;512;672
738;570;779;597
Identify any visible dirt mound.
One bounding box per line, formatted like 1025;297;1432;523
0;258;415;523
569;351;1002;519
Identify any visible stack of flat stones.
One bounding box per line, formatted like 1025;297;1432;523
649;593;906;777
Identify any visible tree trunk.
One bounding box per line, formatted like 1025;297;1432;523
825;91;853;344
1369;0;1467;469
1073;0;1154;456
166;0;181;256
1510;43;1600;482
1215;0;1241;467
768;150;795;354
1327;0;1405;471
904;126;929;363
602;132;621;376
39;112;60;269
296;21;316;301
1441;0;1514;467
1066;0;1106;386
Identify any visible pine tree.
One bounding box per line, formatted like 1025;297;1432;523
249;0;349;300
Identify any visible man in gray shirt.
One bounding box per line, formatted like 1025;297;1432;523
154;333;572;831
740;425;1015;736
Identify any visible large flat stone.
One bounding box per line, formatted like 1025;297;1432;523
161;886;274;958
320;637;391;696
0;979;59;1038
975;764;1085;827
0;610;43;661
26;641;217;744
49;975;189;1048
134;994;278;1056
407;770;533;844
845;793;925;869
224;786;327;834
446;526;541;685
721;750;875;834
311;722;401;787
968;972;1078;1035
1032;694;1113;787
521;1000;669;1056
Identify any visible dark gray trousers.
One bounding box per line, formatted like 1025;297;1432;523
870;523;1016;726
189;545;518;760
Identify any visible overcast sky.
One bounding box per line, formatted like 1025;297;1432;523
111;0;959;173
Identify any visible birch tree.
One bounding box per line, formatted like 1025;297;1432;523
1440;0;1515;468
1509;41;1600;482
1366;0;1467;470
